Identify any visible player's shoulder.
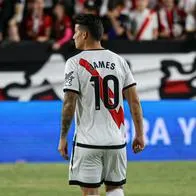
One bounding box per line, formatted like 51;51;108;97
67;49;125;63
65;51;86;67
67;51;84;62
106;49;125;62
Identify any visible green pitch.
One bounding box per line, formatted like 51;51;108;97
0;162;196;196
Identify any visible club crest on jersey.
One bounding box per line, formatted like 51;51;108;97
64;71;74;86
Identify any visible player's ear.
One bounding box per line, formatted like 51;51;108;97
83;31;88;40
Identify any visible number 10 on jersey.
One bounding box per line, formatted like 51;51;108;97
90;75;119;110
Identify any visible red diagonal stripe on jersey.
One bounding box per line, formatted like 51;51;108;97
135;10;155;40
79;58;124;128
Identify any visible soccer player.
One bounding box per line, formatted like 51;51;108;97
58;14;145;196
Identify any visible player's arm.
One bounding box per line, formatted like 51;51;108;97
58;91;78;159
123;86;145;153
61;91;78;138
124;86;143;137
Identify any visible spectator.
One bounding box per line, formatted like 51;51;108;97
7;19;21;42
75;0;102;15
52;3;73;50
5;0;26;43
119;0;132;16
0;0;13;42
130;0;136;10
83;0;99;15
130;0;160;10
44;0;54;14
24;0;52;42
25;0;34;13
185;4;196;38
99;0;108;16
21;0;34;18
148;0;160;9
74;0;86;14
178;0;196;14
158;0;185;39
101;0;127;40
11;0;26;24
128;0;158;40
55;0;75;16
100;0;131;16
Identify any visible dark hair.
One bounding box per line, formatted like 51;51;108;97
108;0;125;11
75;14;104;41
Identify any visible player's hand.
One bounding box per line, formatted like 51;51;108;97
58;138;69;160
132;135;145;154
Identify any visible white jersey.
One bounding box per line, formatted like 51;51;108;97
185;14;196;32
178;0;196;13
129;8;158;40
158;8;184;37
63;49;136;147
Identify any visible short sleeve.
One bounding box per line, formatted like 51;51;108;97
63;59;80;94
123;59;136;90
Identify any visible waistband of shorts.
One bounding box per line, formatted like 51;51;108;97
74;142;126;149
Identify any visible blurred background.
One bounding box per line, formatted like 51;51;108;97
0;0;195;44
0;0;195;195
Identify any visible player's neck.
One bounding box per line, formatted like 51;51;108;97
82;41;103;51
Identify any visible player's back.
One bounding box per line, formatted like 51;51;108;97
63;49;135;147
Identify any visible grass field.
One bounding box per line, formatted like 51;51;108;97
0;162;196;196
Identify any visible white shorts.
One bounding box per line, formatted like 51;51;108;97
69;143;127;188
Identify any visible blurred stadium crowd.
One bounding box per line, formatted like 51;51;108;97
0;0;195;50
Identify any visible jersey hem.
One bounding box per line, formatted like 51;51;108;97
123;83;137;91
75;142;126;149
63;88;80;94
